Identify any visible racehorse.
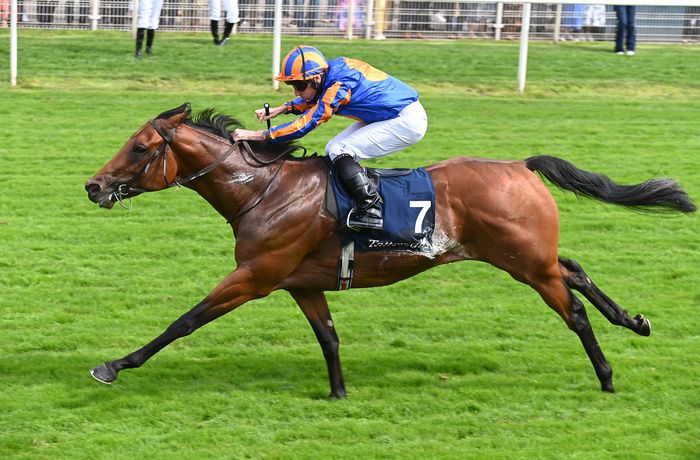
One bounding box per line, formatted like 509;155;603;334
85;104;695;397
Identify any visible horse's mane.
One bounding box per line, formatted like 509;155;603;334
157;104;300;157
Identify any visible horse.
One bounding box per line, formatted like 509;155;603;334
85;103;696;398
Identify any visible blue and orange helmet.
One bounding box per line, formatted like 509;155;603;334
275;45;329;81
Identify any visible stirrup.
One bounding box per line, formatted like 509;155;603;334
346;208;383;231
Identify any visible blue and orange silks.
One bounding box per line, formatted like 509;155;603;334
266;57;419;144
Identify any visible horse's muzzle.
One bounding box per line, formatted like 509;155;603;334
85;179;116;209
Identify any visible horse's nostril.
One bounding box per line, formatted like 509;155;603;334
85;181;101;198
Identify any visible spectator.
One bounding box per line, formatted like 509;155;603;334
562;4;586;41
502;3;522;39
209;0;240;45
583;4;605;41
21;0;37;23
473;2;495;38
614;5;636;55
338;0;364;33
374;0;387;39
134;0;164;58
683;7;700;43
292;0;319;34
0;0;8;28
323;0;338;25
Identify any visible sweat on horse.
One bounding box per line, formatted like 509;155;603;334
85;104;696;398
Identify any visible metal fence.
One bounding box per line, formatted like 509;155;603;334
8;1;700;43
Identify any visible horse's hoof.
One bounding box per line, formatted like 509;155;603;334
328;390;347;400
90;363;117;384
601;382;615;393
634;314;651;337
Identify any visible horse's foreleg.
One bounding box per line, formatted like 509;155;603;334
288;289;346;399
91;268;263;384
559;257;651;336
529;271;614;392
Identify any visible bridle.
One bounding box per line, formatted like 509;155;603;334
112;119;239;208
115;118;305;222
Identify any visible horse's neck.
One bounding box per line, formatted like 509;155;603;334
175;139;277;222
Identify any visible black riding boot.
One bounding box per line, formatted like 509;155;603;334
333;154;383;231
145;29;155;55
220;22;235;46
135;28;145;58
210;20;221;45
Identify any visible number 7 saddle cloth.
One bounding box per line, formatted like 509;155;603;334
324;156;436;253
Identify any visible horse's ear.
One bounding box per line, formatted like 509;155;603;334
167;103;191;126
155;103;192;123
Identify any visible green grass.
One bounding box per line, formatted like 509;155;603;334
1;30;699;459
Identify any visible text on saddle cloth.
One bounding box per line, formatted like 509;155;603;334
325;157;436;253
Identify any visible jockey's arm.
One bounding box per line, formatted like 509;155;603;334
231;128;266;142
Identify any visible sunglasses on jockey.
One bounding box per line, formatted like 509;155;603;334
286;80;310;92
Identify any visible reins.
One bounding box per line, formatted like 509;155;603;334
149;119;240;189
227;142;308;223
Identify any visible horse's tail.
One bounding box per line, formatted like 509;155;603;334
525;155;696;214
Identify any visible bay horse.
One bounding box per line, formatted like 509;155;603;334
85;104;695;397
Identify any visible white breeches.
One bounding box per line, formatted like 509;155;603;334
210;0;240;23
326;100;428;161
137;0;164;29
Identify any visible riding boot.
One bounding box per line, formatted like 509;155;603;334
145;29;155;55
135;28;145;58
210;20;221;45
333;154;383;231
220;21;234;46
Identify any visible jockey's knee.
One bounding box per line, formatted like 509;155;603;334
326;141;358;161
406;118;428;144
405;126;426;145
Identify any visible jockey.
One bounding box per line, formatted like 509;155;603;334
232;45;428;231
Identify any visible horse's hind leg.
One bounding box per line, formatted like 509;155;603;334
559;257;651;336
525;269;615;392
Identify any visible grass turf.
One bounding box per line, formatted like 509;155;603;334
0;30;699;459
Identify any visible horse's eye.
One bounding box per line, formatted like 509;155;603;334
133;144;148;155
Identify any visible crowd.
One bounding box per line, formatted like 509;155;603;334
9;2;700;54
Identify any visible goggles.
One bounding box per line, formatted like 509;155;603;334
287;80;310;92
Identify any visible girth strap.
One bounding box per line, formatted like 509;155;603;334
337;241;355;290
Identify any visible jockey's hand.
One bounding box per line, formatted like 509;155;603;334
255;104;286;124
232;128;266;142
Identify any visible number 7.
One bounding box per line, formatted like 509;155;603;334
409;200;432;233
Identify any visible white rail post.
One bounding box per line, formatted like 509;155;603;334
346;0;354;40
517;3;532;93
10;0;17;86
90;0;100;30
132;0;139;38
272;0;282;90
494;2;503;40
553;3;562;43
365;0;374;40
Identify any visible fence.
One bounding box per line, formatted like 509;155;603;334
7;1;700;43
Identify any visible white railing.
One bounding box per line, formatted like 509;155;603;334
10;1;700;43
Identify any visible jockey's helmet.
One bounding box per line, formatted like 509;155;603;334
275;46;328;82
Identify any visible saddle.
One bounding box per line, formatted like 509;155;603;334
324;157;436;253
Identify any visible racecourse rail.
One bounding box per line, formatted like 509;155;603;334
7;1;700;43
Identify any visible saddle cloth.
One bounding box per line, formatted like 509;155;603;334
325;157;436;253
